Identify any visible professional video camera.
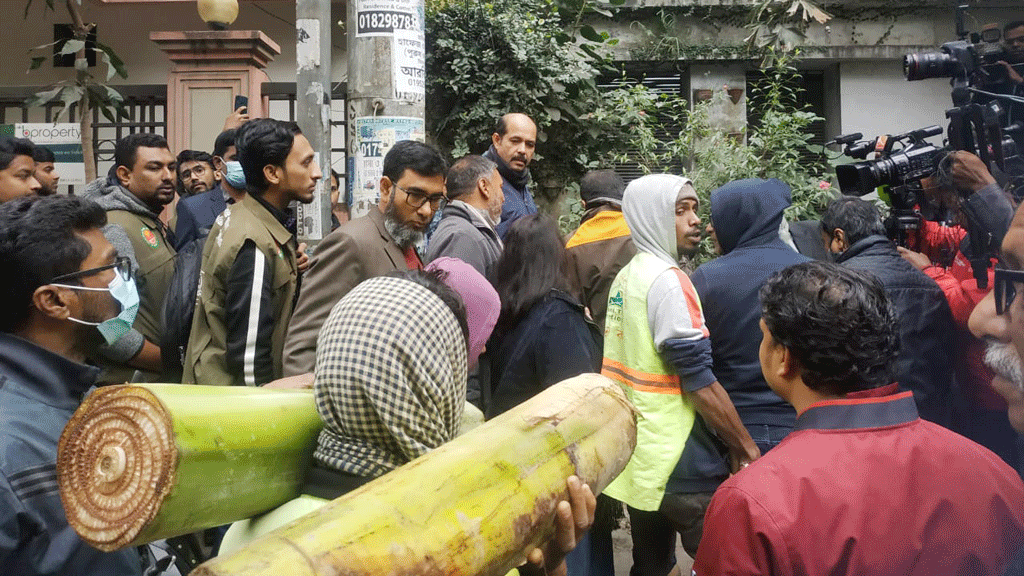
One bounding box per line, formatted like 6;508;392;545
904;17;1012;86
833;126;945;247
831;5;1024;288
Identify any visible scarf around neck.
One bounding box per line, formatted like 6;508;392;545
485;144;530;190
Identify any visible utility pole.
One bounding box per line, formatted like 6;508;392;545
346;0;426;218
295;0;332;244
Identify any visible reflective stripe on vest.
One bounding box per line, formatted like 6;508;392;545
601;251;697;512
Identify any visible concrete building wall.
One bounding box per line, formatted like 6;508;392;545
0;1;347;88
838;61;953;141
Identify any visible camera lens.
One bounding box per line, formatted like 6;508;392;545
904;52;958;80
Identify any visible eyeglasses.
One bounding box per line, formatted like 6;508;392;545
51;256;132;284
179;164;208;179
994;267;1024;315
393;183;446;210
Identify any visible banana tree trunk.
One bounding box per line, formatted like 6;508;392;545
57;384;322;551
192;373;636;576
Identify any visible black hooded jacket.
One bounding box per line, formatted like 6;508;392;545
670;179;808;494
836;235;956;426
691;178;808;425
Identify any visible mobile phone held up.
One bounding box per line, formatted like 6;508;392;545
233;95;248;112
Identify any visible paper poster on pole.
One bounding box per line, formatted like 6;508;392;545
393;28;425;102
16;123;86;186
350;116;425;218
354;0;420;38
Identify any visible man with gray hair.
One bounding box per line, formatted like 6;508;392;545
425;154;504;280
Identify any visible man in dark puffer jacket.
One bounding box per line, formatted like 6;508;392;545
822;196;956;426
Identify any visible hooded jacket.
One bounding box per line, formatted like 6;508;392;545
691;179;806;425
836;234;956;426
601;174;717;509
90;182;176;379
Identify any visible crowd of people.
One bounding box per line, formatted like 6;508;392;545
0;99;1023;576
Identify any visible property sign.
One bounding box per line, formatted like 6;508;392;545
350;116;425;218
15;123;86;187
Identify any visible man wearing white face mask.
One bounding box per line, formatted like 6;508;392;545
0;194;145;575
174;129;246;251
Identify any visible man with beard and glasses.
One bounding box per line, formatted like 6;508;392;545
283;140;447;376
483;113;537;239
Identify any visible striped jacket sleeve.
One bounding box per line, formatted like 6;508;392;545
225;240;276;386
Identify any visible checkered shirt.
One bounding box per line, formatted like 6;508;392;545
312;276;468;478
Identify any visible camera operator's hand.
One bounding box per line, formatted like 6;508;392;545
950;151;996;193
897;246;932;271
998;61;1024;85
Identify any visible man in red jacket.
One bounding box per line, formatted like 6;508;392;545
694;261;1024;576
898;151;1017;465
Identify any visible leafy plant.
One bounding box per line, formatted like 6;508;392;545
425;0;670;202
745;0;831;66
23;0;129;181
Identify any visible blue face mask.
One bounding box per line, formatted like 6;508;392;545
55;270;141;346
224;161;246;189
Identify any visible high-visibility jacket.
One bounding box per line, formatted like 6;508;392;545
601;251;696;511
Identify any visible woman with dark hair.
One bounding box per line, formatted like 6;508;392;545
486;214;602;418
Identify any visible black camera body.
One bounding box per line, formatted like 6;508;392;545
905;40;1011;85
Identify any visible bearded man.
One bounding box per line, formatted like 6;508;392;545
283;140;447;375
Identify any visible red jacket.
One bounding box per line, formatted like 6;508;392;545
909;220;1003;409
693;385;1024;576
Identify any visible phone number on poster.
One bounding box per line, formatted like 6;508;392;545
357;11;417;35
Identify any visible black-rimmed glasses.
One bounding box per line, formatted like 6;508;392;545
51;256;132;284
393;183;446;210
994;267;1024;315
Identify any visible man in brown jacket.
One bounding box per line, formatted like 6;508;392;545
283;141;447;376
566;170;636;332
185;119;320;387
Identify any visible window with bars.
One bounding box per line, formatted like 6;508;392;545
597;63;689;183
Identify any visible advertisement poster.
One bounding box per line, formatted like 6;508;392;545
351;116;425;218
393;28;425;102
8;123;86;187
354;0;420;38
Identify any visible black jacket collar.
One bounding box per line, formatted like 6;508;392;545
795;384;919;432
0;333;98;410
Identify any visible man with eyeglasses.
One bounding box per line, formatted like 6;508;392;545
176;150;218;198
284;140;447;376
184;119;320;387
0;194;145;575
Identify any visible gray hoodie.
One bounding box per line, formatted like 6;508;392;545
620;174;715;390
90;181;162;363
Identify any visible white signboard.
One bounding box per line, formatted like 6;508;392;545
16;123;86;186
354;0;420;38
393;28;425;102
351;116;425;218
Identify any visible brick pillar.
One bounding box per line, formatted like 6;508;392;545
150;30;281;154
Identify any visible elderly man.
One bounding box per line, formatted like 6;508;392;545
284;140;447;376
425;154;503;279
483;113;538;238
694;261;1024;576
